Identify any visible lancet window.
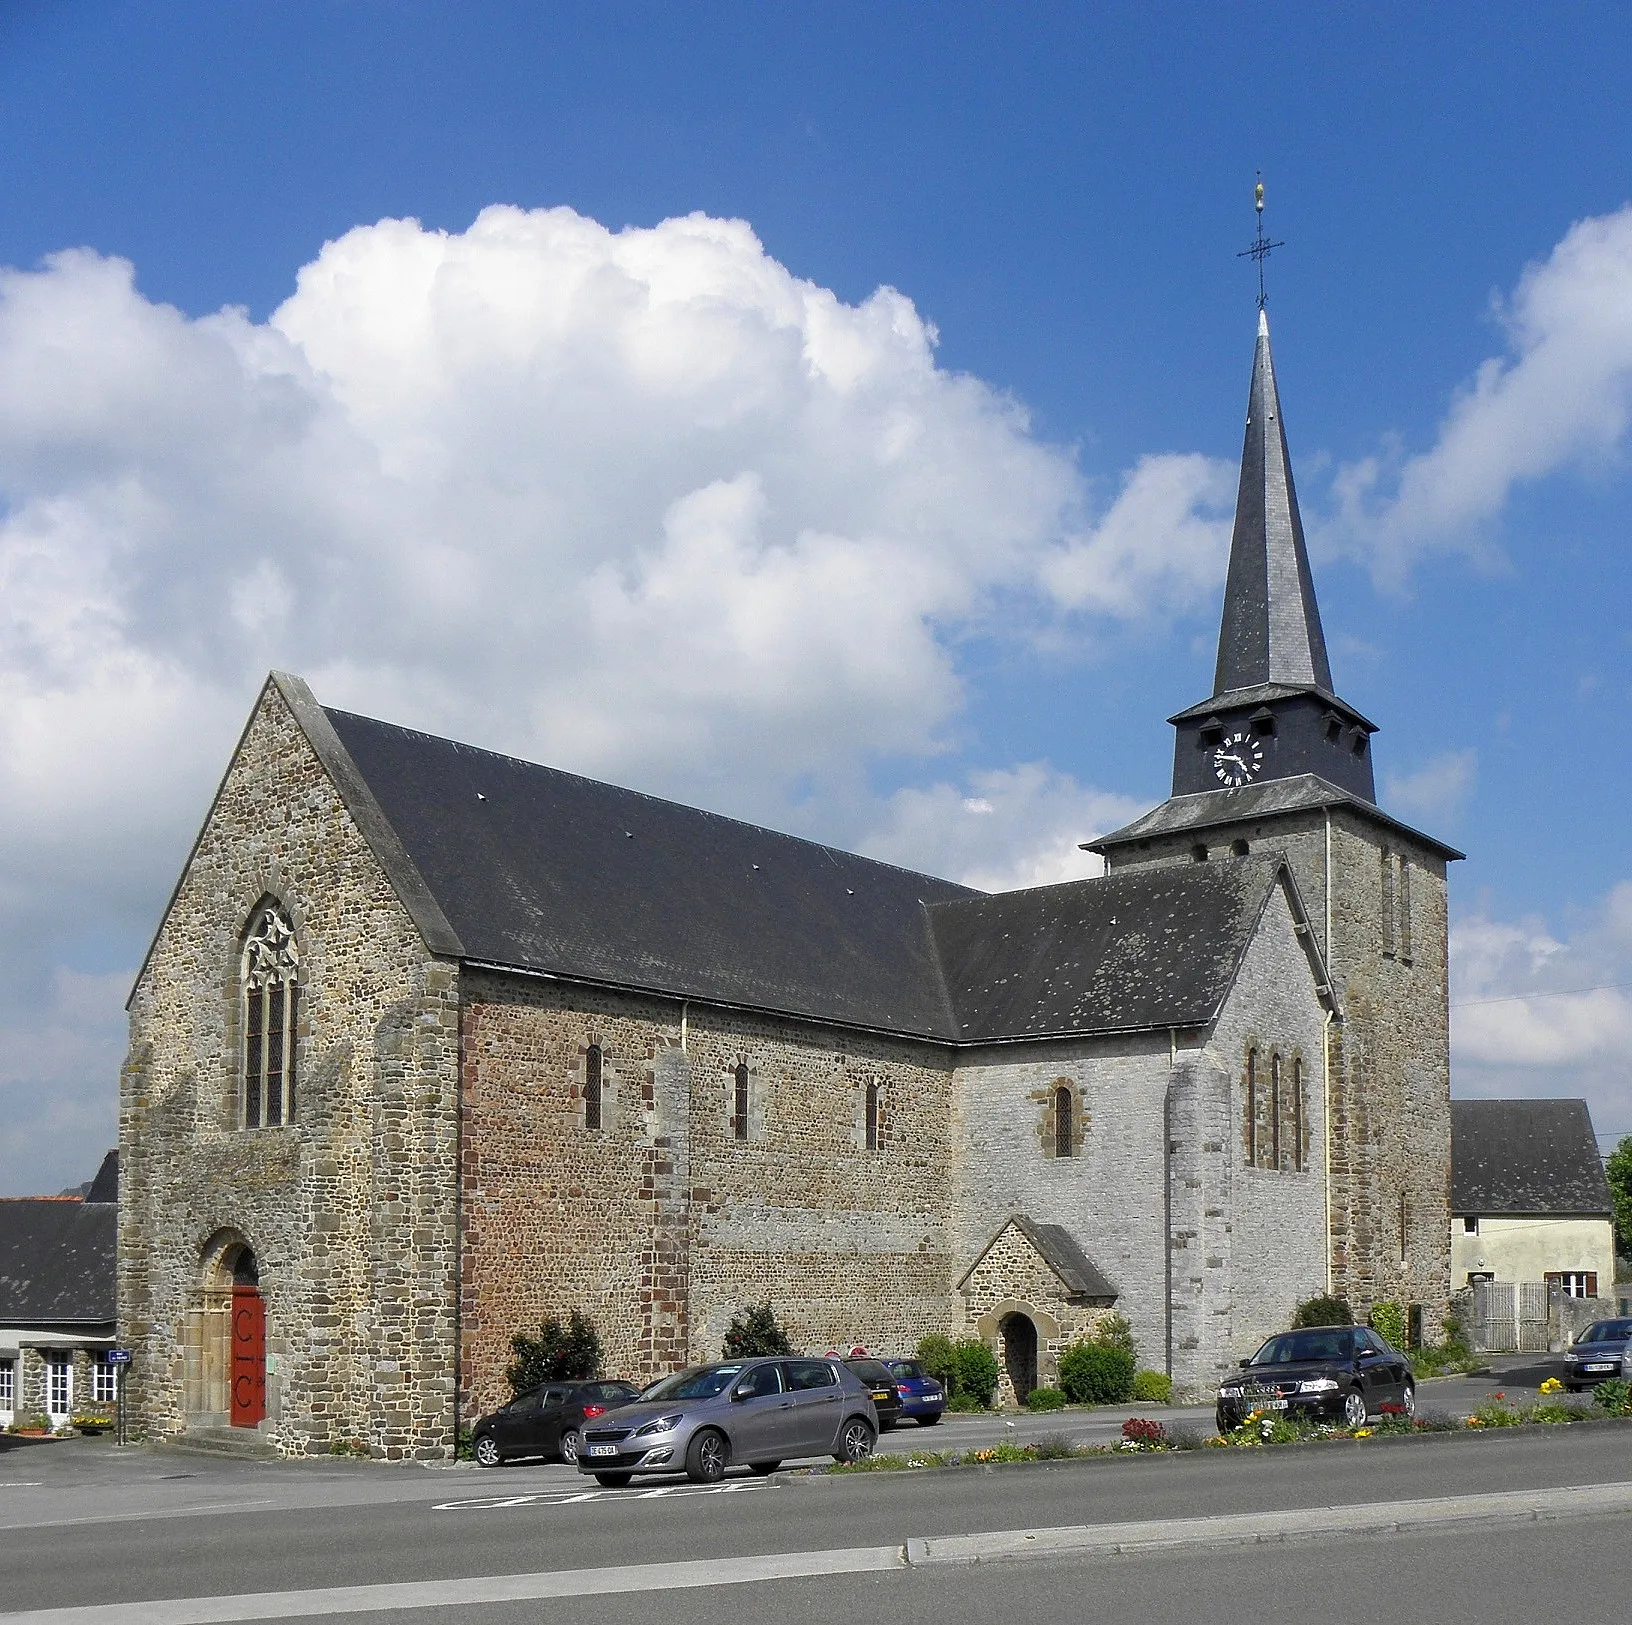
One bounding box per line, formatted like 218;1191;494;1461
241;900;299;1129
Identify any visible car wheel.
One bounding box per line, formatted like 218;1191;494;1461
1342;1389;1367;1430
1564;1382;1580;1393
1215;1407;1230;1435
835;1417;876;1464
1400;1382;1415;1419
558;1428;581;1466
473;1434;503;1468
748;1461;780;1476
593;1472;633;1488
917;1413;941;1427
685;1428;729;1484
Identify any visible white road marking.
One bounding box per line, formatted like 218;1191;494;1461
432;1481;756;1511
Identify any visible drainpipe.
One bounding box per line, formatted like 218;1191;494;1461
1322;807;1335;1298
680;1000;688;1054
1165;1028;1176;1382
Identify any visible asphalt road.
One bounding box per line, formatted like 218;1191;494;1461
2;1370;1629;1624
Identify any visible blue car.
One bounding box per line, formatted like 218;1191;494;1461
884;1357;945;1425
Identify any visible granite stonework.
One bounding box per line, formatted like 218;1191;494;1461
120;680;461;1458
1102;806;1452;1338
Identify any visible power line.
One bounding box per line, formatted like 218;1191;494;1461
1451;981;1631;1011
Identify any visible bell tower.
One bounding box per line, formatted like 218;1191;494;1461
1088;304;1461;1334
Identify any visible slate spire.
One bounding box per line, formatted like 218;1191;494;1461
1212;308;1333;697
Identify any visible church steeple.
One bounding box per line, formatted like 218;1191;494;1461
1160;310;1378;804
1213;308;1333;697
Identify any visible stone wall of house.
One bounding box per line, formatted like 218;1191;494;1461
950;1035;1174;1376
457;973;958;1421
960;1223;1115;1404
119;682;461;1458
1102;810;1453;1337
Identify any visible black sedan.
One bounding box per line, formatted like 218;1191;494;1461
1216;1325;1414;1433
843;1359;902;1431
472;1379;640;1467
1562;1318;1632;1390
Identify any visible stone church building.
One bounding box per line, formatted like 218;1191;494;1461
119;310;1460;1456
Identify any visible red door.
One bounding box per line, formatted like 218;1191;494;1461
230;1285;266;1427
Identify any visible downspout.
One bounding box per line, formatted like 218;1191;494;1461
1165;1027;1176;1381
680;1000;688;1054
1322;807;1335;1297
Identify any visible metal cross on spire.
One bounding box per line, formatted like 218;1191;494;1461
1237;172;1284;309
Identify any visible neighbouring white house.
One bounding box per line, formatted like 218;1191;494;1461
1451;1100;1616;1297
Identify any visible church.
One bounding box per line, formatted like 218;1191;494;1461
118;309;1460;1457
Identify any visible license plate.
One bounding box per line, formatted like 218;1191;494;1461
1265;1398;1289;1410
587;1444;619;1457
1586;1363;1614;1373
873;1391;890;1401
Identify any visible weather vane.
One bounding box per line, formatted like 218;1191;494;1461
1237;171;1284;310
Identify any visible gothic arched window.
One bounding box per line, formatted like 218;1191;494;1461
241;901;298;1129
865;1081;880;1151
1291;1057;1304;1172
1271;1053;1282;1170
732;1062;750;1141
1244;1048;1258;1166
1054;1085;1075;1159
584;1044;603;1130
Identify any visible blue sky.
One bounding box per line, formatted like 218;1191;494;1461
2;1;1630;1192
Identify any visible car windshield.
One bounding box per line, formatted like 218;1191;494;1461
887;1360;924;1380
637;1365;744;1402
1248;1330;1351;1366
1578;1321;1632;1344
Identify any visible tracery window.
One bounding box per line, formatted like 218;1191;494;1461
584;1044;603;1130
1054;1085;1075;1159
241;900;299;1129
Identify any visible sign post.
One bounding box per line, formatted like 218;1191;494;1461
107;1348;132;1447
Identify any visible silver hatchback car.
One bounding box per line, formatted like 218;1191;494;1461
577;1356;879;1485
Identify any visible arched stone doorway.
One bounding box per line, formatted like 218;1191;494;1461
185;1233;266;1429
1000;1311;1038;1404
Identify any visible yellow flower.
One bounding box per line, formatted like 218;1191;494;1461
1466;1416;1485;1427
1539;1377;1564;1395
1352;1427;1373;1438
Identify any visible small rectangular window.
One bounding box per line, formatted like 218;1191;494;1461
1462;1215;1478;1235
0;1360;13;1412
93;1361;117;1404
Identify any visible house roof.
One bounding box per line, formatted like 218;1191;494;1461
1086;773;1465;863
1450;1098;1613;1216
927;857;1313;1042
0;1199;117;1328
85;1150;118;1206
957;1214;1119;1302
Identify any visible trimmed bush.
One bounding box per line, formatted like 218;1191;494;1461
1026;1386;1067;1411
916;1333;959;1397
1291;1295;1353;1328
1131;1370;1173;1404
1368;1301;1407;1351
951;1338;1000;1408
1058;1339;1135;1406
722;1303;793;1358
507;1311;601;1396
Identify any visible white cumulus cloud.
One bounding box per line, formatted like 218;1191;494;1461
0;204;1231;1193
1385;748;1478;824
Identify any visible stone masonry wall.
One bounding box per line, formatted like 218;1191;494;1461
457;973;958;1422
1103;811;1453;1337
120;682;461;1458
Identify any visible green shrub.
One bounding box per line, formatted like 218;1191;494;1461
1026;1386;1067;1411
1292;1295;1353;1328
1593;1378;1632;1417
916;1333;959;1397
1468;1393;1523;1428
1131;1370;1172;1404
946;1393;986;1412
1368;1301;1407;1351
1095;1313;1136;1357
506;1310;602;1396
950;1338;1000;1408
1058;1339;1135;1405
722;1303;793;1358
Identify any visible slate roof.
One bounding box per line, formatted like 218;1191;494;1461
323;703;976;1039
1086;774;1465;863
85;1150;118;1206
1213;309;1333;697
927;858;1308;1042
1450;1099;1613;1216
956;1215;1119;1302
0;1200;117;1328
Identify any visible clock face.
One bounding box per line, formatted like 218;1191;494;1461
1212;729;1265;787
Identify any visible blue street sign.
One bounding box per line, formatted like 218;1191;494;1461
106;1348;132;1364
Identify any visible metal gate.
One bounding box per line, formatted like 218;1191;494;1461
1469;1280;1551;1352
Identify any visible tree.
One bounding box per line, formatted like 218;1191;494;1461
1608;1135;1632;1262
722;1303;793;1357
950;1338;999;1407
1291;1295;1353;1328
916;1333;959;1397
506;1311;602;1397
